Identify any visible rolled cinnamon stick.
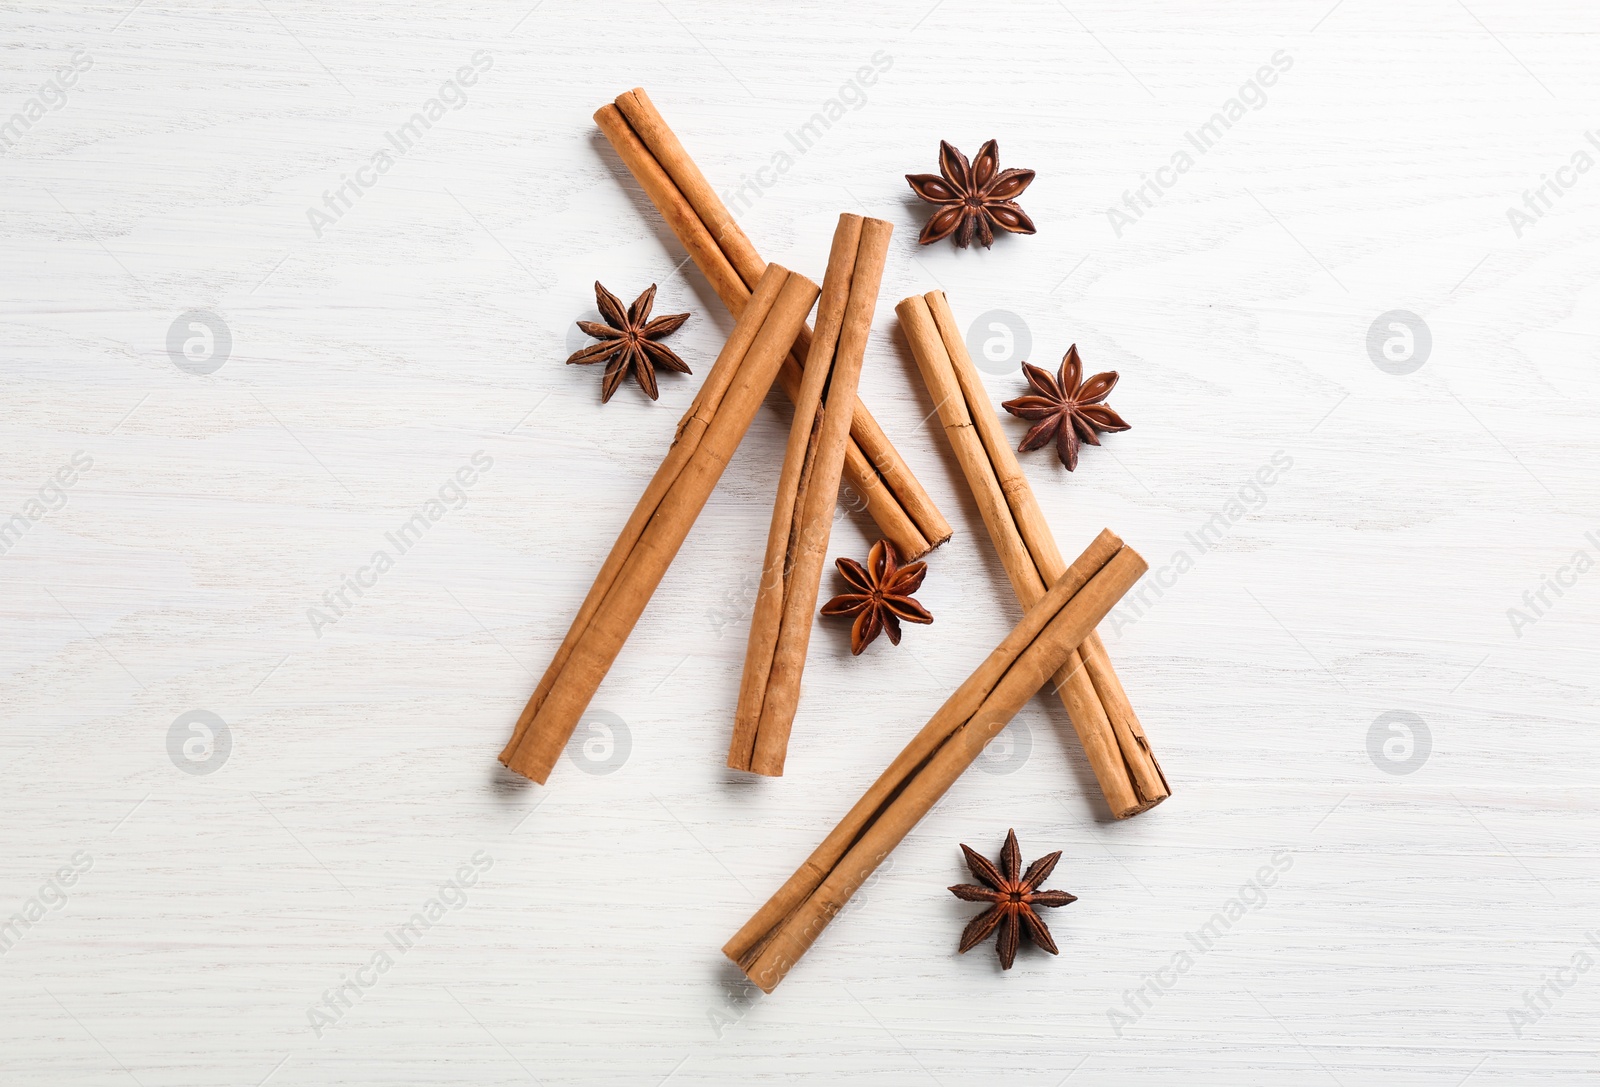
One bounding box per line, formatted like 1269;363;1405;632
611;87;764;297
896;292;1170;818
729;213;893;776
725;530;1148;992
499;265;821;784
596;89;952;561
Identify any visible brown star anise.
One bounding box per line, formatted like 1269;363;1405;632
820;539;933;655
1001;345;1130;471
567;282;690;403
906;140;1036;249
950;829;1076;970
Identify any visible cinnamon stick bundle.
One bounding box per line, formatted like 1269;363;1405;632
594;87;952;561
725;530;1148;992
896;291;1170;818
728;214;894;776
499;265;820;784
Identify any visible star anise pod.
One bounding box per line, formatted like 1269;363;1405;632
820;539;933;655
1001;345;1130;471
906;140;1036;249
567;282;690;403
950;829;1076;970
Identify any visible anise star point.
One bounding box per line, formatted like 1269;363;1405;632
820;539;933;655
567;281;691;403
906;139;1036;249
949;829;1076;970
1001;344;1131;471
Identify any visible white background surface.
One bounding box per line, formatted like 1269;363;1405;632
3;1;1598;1084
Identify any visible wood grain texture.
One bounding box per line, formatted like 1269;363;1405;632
1;1;1597;1084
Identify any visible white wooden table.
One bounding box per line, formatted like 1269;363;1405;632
3;1;1597;1083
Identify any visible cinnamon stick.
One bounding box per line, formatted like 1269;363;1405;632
896;291;1170;817
728;213;893;776
725;530;1148;992
595;88;952;560
499;265;820;783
